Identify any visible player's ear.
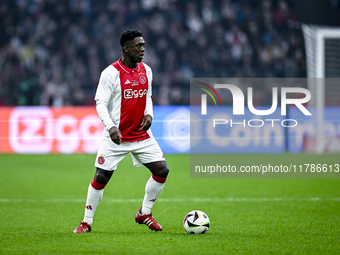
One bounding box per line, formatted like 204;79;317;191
123;45;129;53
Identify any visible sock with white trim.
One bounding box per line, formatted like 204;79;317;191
140;175;167;215
83;179;106;225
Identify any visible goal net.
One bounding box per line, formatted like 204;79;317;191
302;25;340;153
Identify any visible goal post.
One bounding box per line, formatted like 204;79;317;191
302;25;340;153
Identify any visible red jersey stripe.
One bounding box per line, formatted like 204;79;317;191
112;60;150;142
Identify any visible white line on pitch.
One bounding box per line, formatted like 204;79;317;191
0;197;340;203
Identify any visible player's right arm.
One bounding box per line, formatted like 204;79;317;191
108;126;122;145
95;66;122;145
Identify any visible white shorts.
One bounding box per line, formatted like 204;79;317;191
94;136;165;171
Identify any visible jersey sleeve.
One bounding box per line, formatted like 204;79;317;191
96;102;115;131
95;67;115;104
94;66;116;131
144;64;154;119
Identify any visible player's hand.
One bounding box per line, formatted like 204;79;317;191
109;126;122;145
139;115;152;131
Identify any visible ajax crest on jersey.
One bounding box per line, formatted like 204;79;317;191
183;210;210;234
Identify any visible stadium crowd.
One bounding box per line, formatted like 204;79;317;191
0;0;317;106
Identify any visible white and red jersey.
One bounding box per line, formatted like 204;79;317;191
95;58;153;142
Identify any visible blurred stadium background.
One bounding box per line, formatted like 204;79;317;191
0;0;340;154
1;0;340;106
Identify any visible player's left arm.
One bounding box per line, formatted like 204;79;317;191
140;64;154;131
139;114;152;131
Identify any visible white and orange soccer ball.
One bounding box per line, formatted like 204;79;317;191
183;210;210;234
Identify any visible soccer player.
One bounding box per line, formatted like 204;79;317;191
73;29;169;233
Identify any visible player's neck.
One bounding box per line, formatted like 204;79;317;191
121;57;137;70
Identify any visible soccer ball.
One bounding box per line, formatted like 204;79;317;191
183;210;210;234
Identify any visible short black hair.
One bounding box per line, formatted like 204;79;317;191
120;29;143;47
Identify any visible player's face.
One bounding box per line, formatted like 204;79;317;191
126;37;145;63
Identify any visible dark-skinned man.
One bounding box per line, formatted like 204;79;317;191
73;29;169;233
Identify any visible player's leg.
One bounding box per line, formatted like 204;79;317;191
131;138;169;231
135;161;169;231
83;168;113;224
73;168;113;233
140;160;169;215
73;136;127;233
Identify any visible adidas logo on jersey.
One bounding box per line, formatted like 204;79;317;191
125;79;131;84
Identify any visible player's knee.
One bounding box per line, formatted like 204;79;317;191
94;172;108;184
94;168;113;184
156;165;169;178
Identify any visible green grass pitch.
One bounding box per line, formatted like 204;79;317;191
0;153;339;254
